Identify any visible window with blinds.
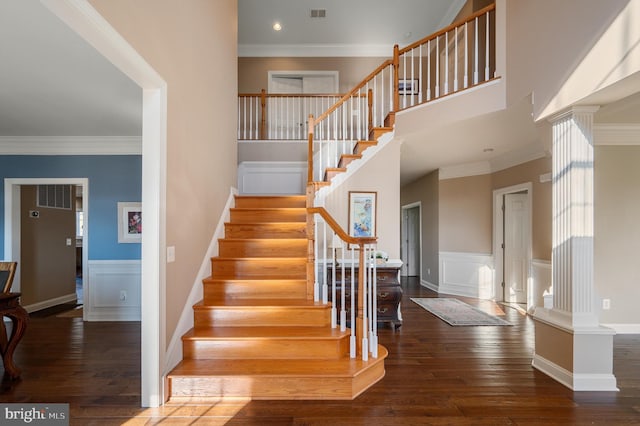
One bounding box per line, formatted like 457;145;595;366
37;185;72;210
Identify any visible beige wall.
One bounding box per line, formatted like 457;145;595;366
594;146;640;324
90;0;238;346
20;186;76;306
492;156;552;260
239;57;387;93
439;174;493;253
400;171;439;283
324;140;401;259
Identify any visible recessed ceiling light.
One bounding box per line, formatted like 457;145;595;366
273;22;282;31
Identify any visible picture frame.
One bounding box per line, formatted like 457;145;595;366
117;202;142;243
348;191;377;247
398;78;419;95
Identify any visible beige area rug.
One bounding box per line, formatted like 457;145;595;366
56;306;83;318
411;297;511;326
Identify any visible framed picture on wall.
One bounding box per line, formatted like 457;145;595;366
348;191;377;247
398;78;419;95
118;202;142;243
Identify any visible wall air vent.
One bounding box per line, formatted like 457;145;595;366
310;9;326;18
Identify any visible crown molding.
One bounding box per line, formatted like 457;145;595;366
594;124;640;145
239;43;393;58
0;136;142;155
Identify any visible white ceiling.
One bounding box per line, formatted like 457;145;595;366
238;0;466;56
0;0;142;137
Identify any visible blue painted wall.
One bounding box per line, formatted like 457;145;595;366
0;155;142;260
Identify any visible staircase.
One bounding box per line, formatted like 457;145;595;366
167;195;387;401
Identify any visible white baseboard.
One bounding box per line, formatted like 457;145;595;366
164;187;237;374
85;259;141;321
23;293;77;313
532;353;619;391
601;323;640;334
420;279;438;292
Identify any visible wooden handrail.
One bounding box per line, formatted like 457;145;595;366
398;3;495;55
308;207;377;246
314;59;393;125
238;92;363;98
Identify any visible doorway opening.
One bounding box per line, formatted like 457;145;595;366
4;178;89;317
492;183;532;311
401;202;421;278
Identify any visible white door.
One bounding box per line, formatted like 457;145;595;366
401;205;420;277
504;193;529;304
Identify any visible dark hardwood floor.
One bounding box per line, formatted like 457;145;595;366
1;278;639;425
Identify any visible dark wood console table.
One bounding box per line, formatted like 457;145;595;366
0;292;28;379
327;264;403;328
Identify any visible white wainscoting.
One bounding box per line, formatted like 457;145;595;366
439;252;494;299
238;161;307;195
86;260;141;321
531;259;552;312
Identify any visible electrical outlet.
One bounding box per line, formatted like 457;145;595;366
602;298;610;310
120;290;127;301
427;268;431;276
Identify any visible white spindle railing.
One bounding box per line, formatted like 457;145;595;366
396;4;496;111
238;93;345;141
309;207;378;361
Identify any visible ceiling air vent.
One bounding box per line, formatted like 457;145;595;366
310;9;326;18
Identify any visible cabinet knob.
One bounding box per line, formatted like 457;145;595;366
378;292;389;299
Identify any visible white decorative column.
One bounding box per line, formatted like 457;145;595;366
532;106;617;391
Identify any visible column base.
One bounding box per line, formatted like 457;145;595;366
532;310;618;391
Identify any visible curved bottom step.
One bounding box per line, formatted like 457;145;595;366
167;345;387;401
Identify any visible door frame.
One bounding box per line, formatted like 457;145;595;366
401;201;422;278
42;0;167;407
4;178;89;315
492;182;532;308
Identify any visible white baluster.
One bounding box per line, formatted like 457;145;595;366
322;220;328;304
349;247;356;358
314;218;319;302
444;31;449;95
464;22;469;88
339;239;346;332
454;27;459;92
485;11;490;81
427;40;431;101
331;232;337;328
474;16;479;85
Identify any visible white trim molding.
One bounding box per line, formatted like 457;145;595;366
23;293;77;314
439;252;494;299
238;161;307;195
0;136;141;155
86;260;141;321
600;323;640;334
532;353;618;392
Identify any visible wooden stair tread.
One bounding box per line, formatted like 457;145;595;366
170;347;387;377
194;299;328;308
203;277;306;284
184;326;350;340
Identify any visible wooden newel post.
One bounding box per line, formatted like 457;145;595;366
307;114;315;184
260;89;266;140
393;44;400;113
306;184;316;300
